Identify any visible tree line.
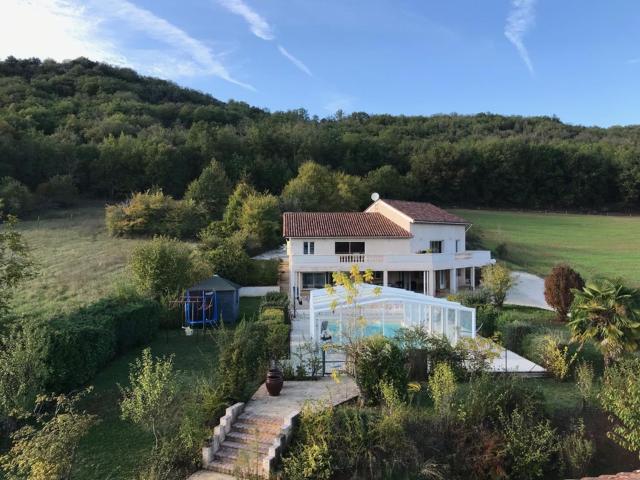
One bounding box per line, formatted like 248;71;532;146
2;57;640;210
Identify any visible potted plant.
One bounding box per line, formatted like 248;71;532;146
266;362;284;396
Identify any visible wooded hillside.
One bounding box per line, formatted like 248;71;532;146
2;56;640;210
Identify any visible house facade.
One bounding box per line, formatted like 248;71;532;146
283;199;494;301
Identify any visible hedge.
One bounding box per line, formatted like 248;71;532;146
25;296;161;392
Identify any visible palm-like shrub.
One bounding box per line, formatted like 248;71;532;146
568;280;640;366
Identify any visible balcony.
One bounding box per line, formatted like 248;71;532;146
291;250;493;271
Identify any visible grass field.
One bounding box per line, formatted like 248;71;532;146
11;204;149;318
71;330;220;480
453;209;640;286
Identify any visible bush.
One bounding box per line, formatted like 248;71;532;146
106;190;206;239
449;287;492;309
559;419;594;478
544;264;585;321
215;320;268;401
0;295;161;409
129;236;203;299
352;335;407;405
477;305;499;337
458;373;544;427
498;320;538;354
500;407;558;480
428;363;457;417
258;306;290;361
481;263;513;307
35;174;78;208
0;177;34;216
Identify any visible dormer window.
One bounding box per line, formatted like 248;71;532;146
430;241;443;254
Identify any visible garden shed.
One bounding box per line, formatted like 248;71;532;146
184;275;240;326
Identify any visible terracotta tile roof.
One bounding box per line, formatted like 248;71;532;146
381;199;468;224
283;212;412;238
581;472;640;480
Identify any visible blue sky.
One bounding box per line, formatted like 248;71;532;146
3;0;640;126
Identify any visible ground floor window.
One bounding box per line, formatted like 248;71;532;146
302;272;330;289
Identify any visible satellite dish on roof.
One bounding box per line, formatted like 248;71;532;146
371;192;380;202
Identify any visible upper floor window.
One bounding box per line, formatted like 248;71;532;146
455;239;461;253
335;241;365;254
303;241;315;255
430;240;443;254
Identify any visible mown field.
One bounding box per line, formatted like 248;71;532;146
11;204;149;318
454;209;640;286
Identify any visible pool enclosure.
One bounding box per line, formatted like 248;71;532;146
309;284;476;344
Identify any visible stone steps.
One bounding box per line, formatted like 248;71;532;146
226;430;274;446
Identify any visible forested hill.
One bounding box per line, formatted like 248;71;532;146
1;56;640;210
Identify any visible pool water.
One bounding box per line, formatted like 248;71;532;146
326;321;404;342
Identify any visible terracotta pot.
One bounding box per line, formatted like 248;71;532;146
266;367;284;396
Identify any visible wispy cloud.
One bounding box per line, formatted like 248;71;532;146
0;0;253;89
217;0;312;77
218;0;274;40
627;58;640;65
277;45;312;76
504;0;536;74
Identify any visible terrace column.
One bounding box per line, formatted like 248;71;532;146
450;268;458;294
470;267;476;290
383;270;388;287
428;270;436;296
423;271;427;295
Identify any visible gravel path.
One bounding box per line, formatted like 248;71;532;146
505;271;553;311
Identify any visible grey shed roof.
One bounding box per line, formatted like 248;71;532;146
187;275;241;292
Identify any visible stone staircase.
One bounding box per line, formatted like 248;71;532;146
205;409;284;477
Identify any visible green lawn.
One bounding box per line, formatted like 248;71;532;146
12;204;149;318
70;330;220;480
71;295;261;480
453;209;640;286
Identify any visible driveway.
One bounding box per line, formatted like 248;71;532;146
505;271;553;311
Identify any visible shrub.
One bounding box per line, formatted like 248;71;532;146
428;362;457;417
559;419;594;478
282;403;334;480
481;263;513;307
544;264;585;321
129;236;202;299
215;320;268;401
575;362;595;409
500;407;558;480
450;287;492;309
0;390;97;480
201;235;251;285
599;357;640;457
352;335;407;405
537;334;576;381
0;295;161;410
0;177;34;216
35;174;78;208
260;292;290;323
258;306;290;361
106;190;206;239
120;348;179;449
245;259;279;286
458;374;544;427
477;305;499;337
499;320;538;354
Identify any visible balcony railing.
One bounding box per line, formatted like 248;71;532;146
338;254;383;263
292;250;493;269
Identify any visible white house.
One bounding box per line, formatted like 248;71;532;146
283;198;494;301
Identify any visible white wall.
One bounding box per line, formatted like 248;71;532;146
239;286;280;297
287;237;412;256
365;201;412;230
409;224;466;254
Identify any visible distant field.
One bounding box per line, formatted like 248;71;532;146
12;204;148;318
453;209;640;286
